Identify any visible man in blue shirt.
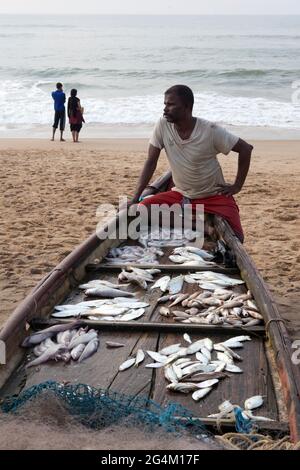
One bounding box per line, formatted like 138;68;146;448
51;82;66;141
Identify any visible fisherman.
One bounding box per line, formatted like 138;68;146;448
130;85;253;242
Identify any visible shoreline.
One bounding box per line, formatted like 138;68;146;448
0;123;299;140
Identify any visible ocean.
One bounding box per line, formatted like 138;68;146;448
0;14;300;136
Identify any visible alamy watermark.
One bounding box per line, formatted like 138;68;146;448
291;340;300;365
95;196;205;247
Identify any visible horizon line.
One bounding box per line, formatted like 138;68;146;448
0;13;299;16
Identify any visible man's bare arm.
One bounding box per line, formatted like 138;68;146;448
217;138;253;196
131;144;161;203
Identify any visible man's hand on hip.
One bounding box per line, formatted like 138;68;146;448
217;183;242;197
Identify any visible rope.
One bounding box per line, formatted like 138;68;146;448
265;318;286;334
216;432;300;450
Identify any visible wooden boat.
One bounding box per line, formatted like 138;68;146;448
1;173;300;441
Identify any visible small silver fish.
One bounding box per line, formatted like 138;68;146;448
85;287;134;298
70;343;86;360
78;339;99;362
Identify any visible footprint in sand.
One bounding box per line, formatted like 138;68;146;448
276;214;297;221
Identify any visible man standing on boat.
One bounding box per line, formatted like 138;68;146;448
130;85;253;242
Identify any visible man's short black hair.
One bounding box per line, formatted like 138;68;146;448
165;85;194;110
56;82;63;89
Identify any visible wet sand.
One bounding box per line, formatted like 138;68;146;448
0;138;299;338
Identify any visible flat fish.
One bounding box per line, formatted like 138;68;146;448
150;276;171;292
118;308;145;321
82;306;129;316
167;275;184;295
85;287;134;298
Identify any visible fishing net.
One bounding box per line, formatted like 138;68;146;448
0;380;220;450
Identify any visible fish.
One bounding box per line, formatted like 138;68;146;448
147;350;168;363
167;382;199;393
119;358;136;371
79;280;129;290
244;395;264;410
224;364;243;373
217;352;233;364
82;306;129;316
183;333;192;344
145;362;165;368
135;349;145;366
68;330;98;350
26;343;67;368
159;307;171;317
105;341;125;348
56;330;72;346
52;307;88;318
159;343;182;356
33;343;48;357
196;378;219;388
118;308;145;321
192;387;212;401
78;339;99;362
167;275;184;294
85;287;134;298
21;320;84;347
70;343;86;360
164;365;178;383
150;276;171;292
157;295;171;303
186;339;206;355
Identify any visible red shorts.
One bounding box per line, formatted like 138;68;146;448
139;190;244;242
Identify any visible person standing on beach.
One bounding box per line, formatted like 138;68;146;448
130;85;253;242
51;82;66;142
67;89;85;143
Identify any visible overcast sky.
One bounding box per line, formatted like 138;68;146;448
1;0;300;15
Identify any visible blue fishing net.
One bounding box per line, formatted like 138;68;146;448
1;381;210;439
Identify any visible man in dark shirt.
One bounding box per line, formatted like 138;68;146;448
51;82;66;141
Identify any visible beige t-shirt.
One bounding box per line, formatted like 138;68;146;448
149;117;239;199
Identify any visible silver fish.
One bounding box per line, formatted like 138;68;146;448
119;308;145;321
26;343;67;368
21;320;84;347
85;287;134;298
135;349;145;366
192;387;212;401
70;343;86;360
68;330;98;349
119;358;136;371
78;339;99;362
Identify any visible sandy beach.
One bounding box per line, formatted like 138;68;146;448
0;138;299;339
